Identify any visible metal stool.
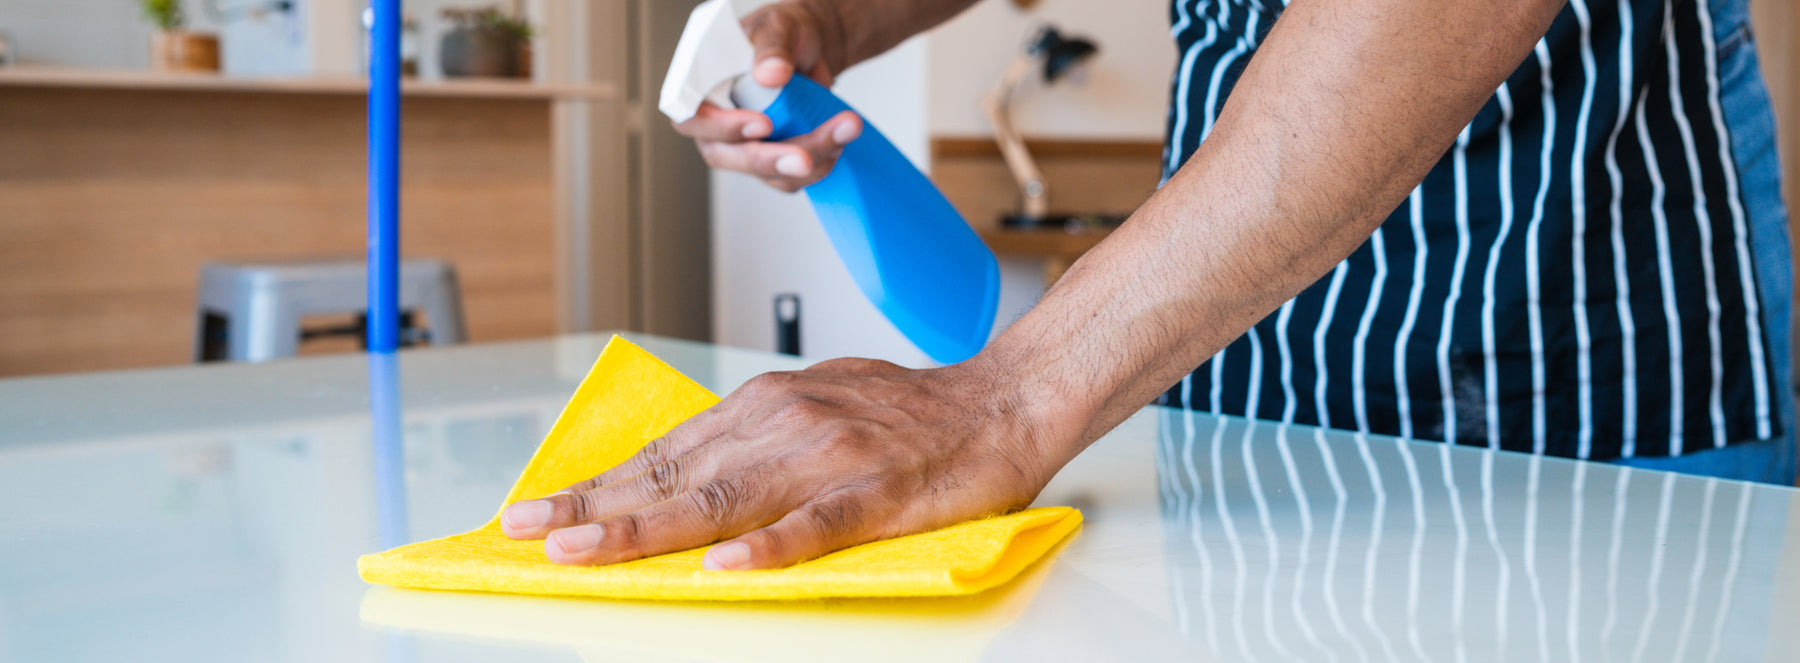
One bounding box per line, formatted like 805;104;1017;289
195;258;466;362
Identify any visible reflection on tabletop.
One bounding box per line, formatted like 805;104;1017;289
1153;408;1799;663
1;334;1797;662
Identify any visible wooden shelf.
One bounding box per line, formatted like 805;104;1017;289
979;226;1115;285
980;227;1111;258
0;66;618;100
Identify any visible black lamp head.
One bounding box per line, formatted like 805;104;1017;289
1030;26;1098;84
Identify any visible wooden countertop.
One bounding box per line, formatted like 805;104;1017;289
0;66;618;100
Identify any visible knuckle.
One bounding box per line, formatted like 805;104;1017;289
801;498;865;541
642;459;684;503
690;478;748;529
742;371;795;397
604;512;647;554
562;492;595;524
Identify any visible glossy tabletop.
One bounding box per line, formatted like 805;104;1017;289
2;333;1797;662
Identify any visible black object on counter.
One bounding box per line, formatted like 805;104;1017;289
774;294;802;357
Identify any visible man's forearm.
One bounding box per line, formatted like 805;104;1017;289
805;0;980;69
969;0;1567;472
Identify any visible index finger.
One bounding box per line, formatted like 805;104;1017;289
673;103;773;142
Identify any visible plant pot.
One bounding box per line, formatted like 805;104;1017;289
439;26;518;78
151;30;220;73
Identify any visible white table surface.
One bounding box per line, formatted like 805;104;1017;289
2;333;1797;662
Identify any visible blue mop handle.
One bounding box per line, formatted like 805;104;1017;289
367;0;402;354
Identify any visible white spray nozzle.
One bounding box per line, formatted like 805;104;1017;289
659;0;757;123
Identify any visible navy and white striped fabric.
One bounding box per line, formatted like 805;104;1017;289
1158;0;1787;460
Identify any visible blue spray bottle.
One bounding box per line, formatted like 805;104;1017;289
661;0;999;365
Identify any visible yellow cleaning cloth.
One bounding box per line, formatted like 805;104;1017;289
358;335;1082;601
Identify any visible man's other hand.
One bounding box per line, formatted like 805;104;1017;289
672;1;862;192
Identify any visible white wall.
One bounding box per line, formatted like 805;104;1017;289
926;0;1173;139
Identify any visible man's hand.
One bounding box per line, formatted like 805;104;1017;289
672;0;862;192
499;358;1054;571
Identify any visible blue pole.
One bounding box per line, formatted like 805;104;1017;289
367;0;402;353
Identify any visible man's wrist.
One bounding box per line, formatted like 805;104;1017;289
948;340;1100;481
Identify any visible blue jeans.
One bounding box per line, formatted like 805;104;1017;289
1612;0;1797;486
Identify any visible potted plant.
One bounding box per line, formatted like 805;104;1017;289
142;0;220;73
439;7;533;79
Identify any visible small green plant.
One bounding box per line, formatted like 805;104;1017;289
478;9;533;41
142;0;185;31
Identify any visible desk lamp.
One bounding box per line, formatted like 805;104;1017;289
983;26;1100;229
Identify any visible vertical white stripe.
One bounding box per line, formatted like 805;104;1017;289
1210;348;1228;414
1702;484;1754;663
1246;327;1266;419
1569;0;1601;460
1274;427;1333;662
1669;479;1719;661
1633;83;1687;453
1605;0;1642;457
1166;20;1219;176
1277;301;1300;423
1438;443;1472;663
1480;451;1514;657
1314;264;1352;428
1169;0;1195;40
1481;84;1520;450
1160;0;1195;180
1313;429;1371;663
1395;439;1430;662
1352;229;1391;434
1394;189;1430;440
1437;129;1476;446
1524;42;1558;456
1600;468;1633;654
1629;471;1679;663
1198;7;1261;144
1693;0;1774;440
1565;462;1589;662
1354;435;1402;661
1660;0;1730;450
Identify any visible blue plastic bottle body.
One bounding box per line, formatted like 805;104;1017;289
760;76;1000;364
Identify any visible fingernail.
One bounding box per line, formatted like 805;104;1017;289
831;119;861;145
775;154;808;177
742;119;770;139
502;500;552;530
704;542;752;571
754;58;789;82
548;524;604;555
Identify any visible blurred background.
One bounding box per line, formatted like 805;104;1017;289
0;0;1793;378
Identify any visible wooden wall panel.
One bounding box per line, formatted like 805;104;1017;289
1752;1;1798;246
0;87;557;376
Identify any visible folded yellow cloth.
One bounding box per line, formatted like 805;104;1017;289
358;335;1082;601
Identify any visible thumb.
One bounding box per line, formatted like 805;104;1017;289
743;13;797;88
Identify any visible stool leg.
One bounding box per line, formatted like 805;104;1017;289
241;293;302;362
423;268;467;345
